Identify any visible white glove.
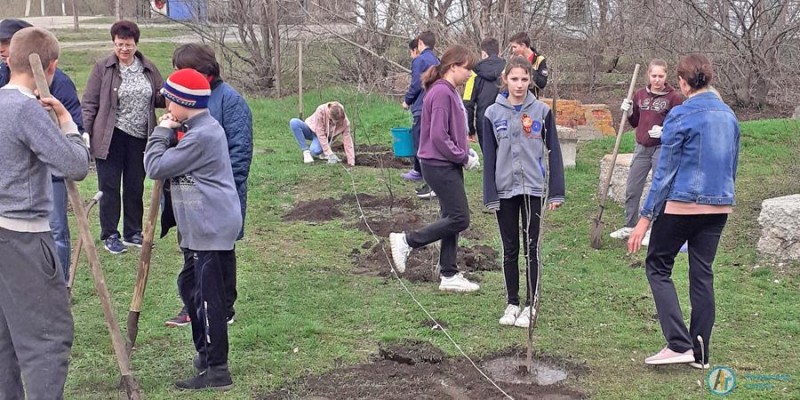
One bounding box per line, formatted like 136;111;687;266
327;153;340;164
465;148;480;170
620;98;633;115
648;125;663;139
82;132;91;149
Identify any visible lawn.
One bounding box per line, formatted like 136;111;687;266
54;40;799;399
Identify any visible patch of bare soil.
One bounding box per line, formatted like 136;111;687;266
330;141;412;169
356;152;412;169
331;142;392;154
258;344;586;400
281;198;343;222
352;241;499;283
283;193;420;224
340;193;417;211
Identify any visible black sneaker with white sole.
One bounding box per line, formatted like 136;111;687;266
415;184;436;199
122;232;143;248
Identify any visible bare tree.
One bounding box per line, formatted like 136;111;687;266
668;0;800;106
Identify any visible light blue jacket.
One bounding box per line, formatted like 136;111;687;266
208;79;252;239
640;91;740;220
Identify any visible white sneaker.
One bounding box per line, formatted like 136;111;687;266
389;232;411;273
514;306;535;328
610;227;634;239
302;150;313;164
439;273;480;292
689;361;710;369
641;229;652;247
499;304;520;326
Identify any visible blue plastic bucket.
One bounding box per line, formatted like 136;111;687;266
391;127;414;157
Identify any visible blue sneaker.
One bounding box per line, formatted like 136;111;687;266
104;234;127;254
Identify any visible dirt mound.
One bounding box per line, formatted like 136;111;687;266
352;241;499;283
340;193;417;211
352;209;427;238
258;345;586;399
283;193;419;224
356;152;412;169
281;198;343;222
379;340;446;365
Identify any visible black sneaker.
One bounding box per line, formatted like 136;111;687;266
175;364;234;391
104;234;127;254
122;232;143;248
415;184;437;199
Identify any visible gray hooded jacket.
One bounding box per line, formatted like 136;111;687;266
482;92;565;209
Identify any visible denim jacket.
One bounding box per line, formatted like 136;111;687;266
640;91;740;220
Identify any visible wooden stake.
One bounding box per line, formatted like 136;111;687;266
30;53;141;400
72;0;79;31
298;41;304;119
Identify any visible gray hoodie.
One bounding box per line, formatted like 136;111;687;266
0;87;89;232
482;92;565;209
144;111;241;251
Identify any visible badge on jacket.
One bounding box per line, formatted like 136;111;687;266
522;114;533;134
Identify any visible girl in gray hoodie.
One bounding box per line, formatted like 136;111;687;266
482;56;565;328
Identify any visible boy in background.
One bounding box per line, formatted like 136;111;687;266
401;31;440;198
509;32;549;97
462;37;505;151
0;26;90;399
144;68;241;390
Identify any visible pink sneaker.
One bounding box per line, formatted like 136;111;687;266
644;346;694;365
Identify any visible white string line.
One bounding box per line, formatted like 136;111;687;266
340;164;515;400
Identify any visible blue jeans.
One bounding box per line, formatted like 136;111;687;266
289;118;322;156
49;179;70;282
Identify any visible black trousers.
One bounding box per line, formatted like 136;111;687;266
411;114;422;173
178;243;237;319
95;128;146;240
406;163;470;277
496;195;542;307
646;213;728;364
178;249;235;368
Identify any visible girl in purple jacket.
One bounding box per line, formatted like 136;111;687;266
390;45;482;293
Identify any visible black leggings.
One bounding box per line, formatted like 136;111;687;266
406;163;470;277
496;195;542;306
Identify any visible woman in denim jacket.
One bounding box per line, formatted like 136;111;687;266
628;54;740;369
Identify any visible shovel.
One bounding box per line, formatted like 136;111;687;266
67;191;102;295
126;179;164;353
590;63;640;249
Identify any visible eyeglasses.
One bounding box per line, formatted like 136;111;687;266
114;43;136;50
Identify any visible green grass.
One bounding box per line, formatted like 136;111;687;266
49;34;800;398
